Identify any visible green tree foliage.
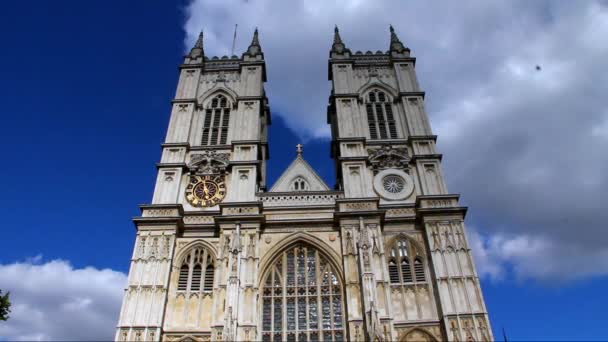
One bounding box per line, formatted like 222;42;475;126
0;289;11;321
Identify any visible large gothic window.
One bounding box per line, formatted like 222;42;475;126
365;89;398;140
177;247;215;292
261;244;344;342
387;237;427;285
201;94;231;145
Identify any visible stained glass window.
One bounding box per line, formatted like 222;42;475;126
261;244;344;341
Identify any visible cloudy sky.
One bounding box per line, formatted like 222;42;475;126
1;0;607;340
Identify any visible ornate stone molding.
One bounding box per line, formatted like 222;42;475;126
188;151;230;175
368;145;410;172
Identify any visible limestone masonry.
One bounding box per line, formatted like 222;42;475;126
116;27;493;342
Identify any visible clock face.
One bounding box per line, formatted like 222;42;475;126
185;175;226;207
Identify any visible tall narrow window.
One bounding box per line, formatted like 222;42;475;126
201;94;231;146
176;247;215;293
261;244;344;342
204;265;214;291
365;89;398;140
177;264;189;291
387;237;427;285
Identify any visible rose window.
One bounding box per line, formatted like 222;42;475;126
382;175;405;194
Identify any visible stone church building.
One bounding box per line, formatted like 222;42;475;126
115;27;493;342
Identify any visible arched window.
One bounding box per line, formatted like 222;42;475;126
201;94;231;145
176;247;215;293
387;236;426;285
261;244;344;342
365;89;398;140
291;177;309;192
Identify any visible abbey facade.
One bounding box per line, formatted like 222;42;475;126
115;27;493;342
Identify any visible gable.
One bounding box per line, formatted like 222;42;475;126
269;157;330;192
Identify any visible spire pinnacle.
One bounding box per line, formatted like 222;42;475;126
389;25;407;53
194;31;203;48
296;143;303;157
189;31;204;58
251;27;259;46
244;28;262;57
333;25;342;44
331;25;349;54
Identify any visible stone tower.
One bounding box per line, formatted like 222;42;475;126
115;27;493;342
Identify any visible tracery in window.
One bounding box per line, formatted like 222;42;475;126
388;237;426;285
262;244;344;342
201;94;231;146
176;247;215;293
291;177;309;191
365;89;398;140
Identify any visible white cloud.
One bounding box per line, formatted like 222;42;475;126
0;258;127;341
183;1;608;283
469;228;608;284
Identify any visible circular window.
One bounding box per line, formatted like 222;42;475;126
382;175;405;193
373;169;414;200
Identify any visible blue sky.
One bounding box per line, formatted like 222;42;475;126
1;0;608;340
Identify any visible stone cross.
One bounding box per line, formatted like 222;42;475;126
296;144;303;156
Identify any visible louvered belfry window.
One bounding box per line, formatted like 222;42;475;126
201;94;230;145
365;89;398;140
388;237;426;285
261;244;345;342
176;247;215;293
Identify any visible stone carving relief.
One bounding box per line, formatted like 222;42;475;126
260;193;342;207
344;229;355;255
386;208;415;217
224;206;257;215
189;151;230;175
399;328;438;342
353;66;392;78
200;71;239;83
183;215;214;224
136;234;172;260
368;145;410;172
342;201;375;211
430;221;468;252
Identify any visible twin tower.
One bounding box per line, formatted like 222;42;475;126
115;27;493;342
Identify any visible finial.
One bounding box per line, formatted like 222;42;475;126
194;31;203;48
189;30;204;58
244;28;262;57
331;25;348;54
296;144;303;156
389;25;407;53
252;27;259;46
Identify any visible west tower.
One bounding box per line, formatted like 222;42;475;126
327;26;493;341
116;27;493;342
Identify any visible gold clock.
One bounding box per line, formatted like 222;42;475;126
185;175;226;207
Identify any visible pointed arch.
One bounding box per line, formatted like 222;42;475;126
357;81;398;100
360;85;400;140
174;239;217;265
258;236;345;341
197;86;238;108
399;327;439;342
258;232;343;286
173;240;217;294
386;233;428;284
